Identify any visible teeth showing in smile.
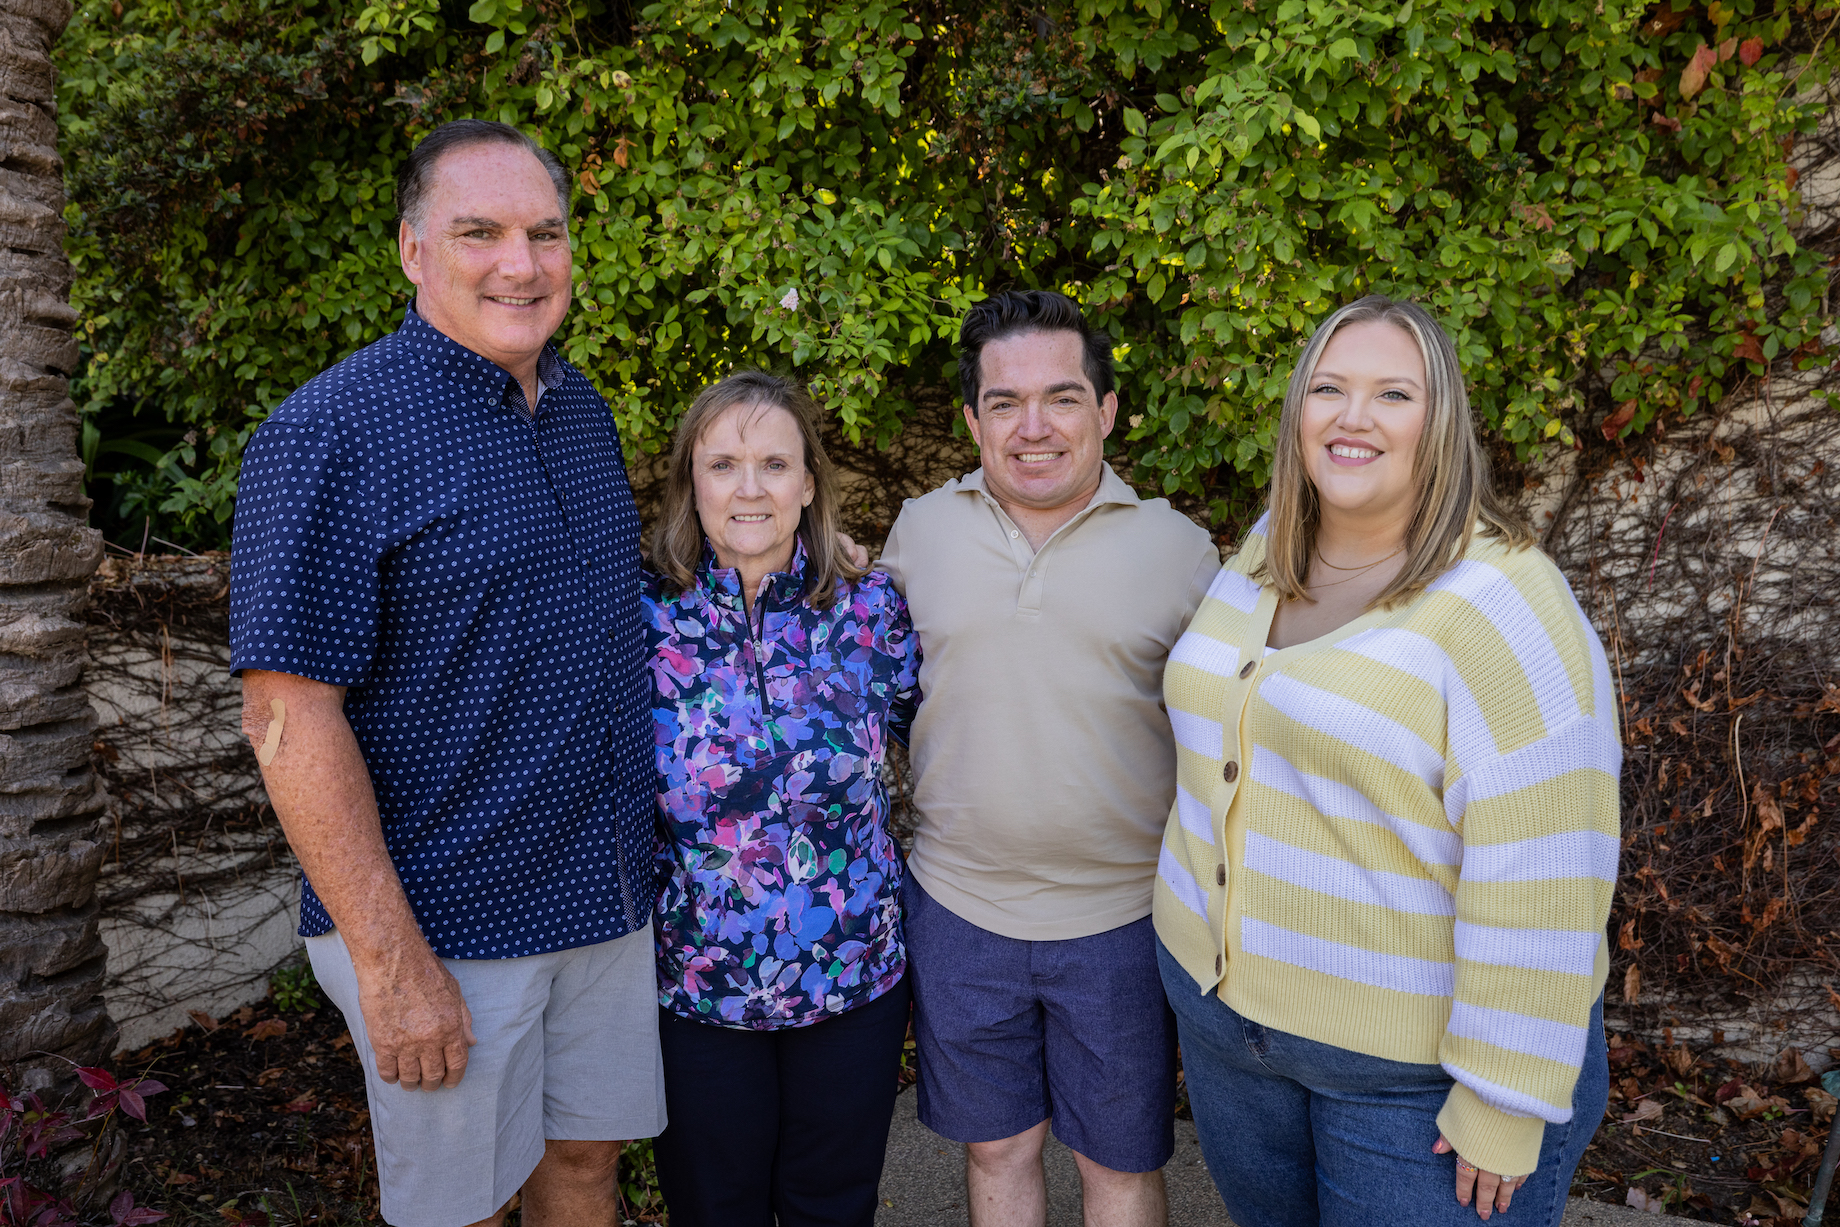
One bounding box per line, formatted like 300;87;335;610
1329;444;1380;459
1016;452;1063;463
488;296;538;306
732;514;770;522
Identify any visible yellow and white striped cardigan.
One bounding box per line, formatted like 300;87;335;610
1153;516;1621;1177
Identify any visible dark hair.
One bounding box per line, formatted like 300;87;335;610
652;371;865;609
957;290;1116;415
396;119;570;235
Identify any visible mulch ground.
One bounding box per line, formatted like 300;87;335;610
108;987;1838;1226
113;999;386;1226
1570;1029;1840;1224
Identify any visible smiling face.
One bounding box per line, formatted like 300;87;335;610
964;329;1117;517
1298;319;1430;536
692;402;814;583
398;141;571;374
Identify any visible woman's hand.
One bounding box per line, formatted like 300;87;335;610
1433;1133;1529;1220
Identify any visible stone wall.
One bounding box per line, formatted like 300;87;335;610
86;555;297;1051
1525;365;1840;1065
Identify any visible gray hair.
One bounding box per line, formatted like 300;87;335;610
396;118;570;235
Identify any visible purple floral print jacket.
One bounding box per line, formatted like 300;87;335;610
642;540;921;1030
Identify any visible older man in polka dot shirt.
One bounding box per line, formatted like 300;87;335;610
231;120;660;1227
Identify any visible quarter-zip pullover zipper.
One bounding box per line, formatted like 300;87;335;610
748;582;775;751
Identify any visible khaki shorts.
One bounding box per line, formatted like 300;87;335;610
307;927;665;1227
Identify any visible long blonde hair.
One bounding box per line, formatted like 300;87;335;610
1253;295;1533;609
651;371;864;609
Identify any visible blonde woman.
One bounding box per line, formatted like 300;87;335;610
1154;296;1618;1225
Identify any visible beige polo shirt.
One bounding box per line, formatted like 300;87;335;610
877;465;1220;941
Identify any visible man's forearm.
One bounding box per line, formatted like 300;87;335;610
242;669;474;1089
241;670;424;963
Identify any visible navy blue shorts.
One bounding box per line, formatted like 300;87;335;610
902;874;1176;1173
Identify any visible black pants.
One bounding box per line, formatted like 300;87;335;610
653;975;912;1227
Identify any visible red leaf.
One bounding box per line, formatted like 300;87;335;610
1680;43;1716;99
1717;36;1738;62
111;1190;168;1227
281;1094;316;1114
1601;401;1637;440
1739;37;1764;66
131;1077;168;1098
1788;165;1801;188
245;1018;287;1042
1651;111;1682;133
75;1067;117;1093
1733;332;1766;362
116;1088;145;1122
1512;202;1556;231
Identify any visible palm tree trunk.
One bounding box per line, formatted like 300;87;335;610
0;0;113;1086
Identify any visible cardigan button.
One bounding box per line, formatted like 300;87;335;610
1238;661;1256;679
1222;760;1240;783
1215;864;1226;886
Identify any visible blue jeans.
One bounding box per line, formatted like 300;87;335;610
1158;939;1608;1227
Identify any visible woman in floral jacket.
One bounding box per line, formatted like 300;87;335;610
642;370;920;1227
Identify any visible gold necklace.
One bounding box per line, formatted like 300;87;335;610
1314;544;1403;572
1309;546;1403;588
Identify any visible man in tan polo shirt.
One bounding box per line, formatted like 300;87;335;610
878;290;1219;1227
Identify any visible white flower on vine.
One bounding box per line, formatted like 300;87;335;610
780;287;800;310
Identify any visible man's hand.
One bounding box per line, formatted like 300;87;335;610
837;531;870;570
353;948;477;1090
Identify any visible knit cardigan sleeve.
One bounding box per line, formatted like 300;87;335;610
1429;553;1623;1176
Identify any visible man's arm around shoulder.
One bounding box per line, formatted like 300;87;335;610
873;500;918;596
241;670;474;1090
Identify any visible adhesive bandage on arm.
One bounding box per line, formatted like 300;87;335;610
255;698;286;767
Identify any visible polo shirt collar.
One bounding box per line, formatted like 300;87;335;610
959;463;1142;511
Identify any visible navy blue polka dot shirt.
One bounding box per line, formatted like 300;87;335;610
229;305;654;959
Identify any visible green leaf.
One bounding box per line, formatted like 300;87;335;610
55;0;1827;547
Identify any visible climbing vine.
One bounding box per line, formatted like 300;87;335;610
56;0;1836;541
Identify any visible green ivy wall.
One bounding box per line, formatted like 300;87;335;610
57;0;1835;544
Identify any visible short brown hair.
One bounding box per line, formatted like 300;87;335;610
651;371;864;608
1254;295;1533;609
